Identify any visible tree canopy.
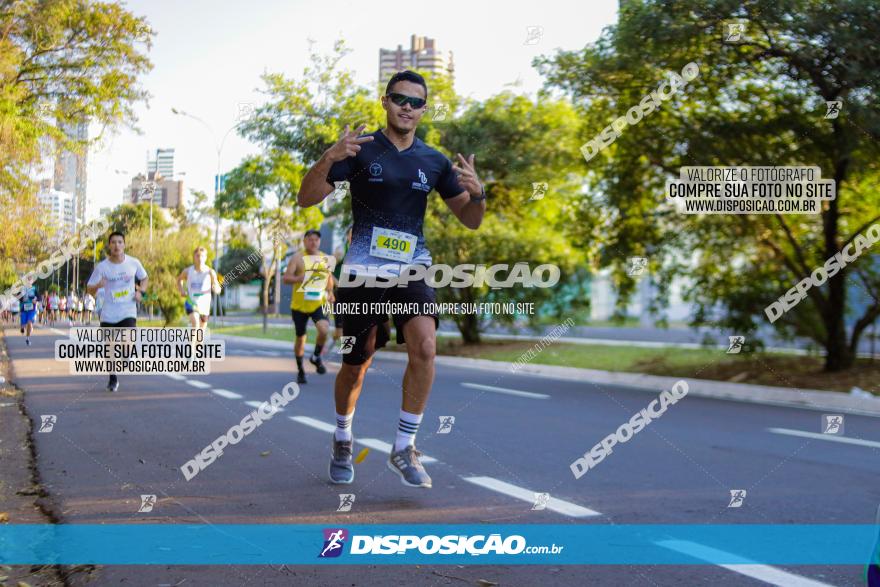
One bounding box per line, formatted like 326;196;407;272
536;0;880;370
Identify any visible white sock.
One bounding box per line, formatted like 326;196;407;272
335;411;354;442
393;409;423;452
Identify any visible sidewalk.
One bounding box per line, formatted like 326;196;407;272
0;331;65;586
213;332;880;417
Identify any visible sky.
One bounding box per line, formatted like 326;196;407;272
80;0;618;220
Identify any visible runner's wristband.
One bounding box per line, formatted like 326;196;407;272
470;187;487;202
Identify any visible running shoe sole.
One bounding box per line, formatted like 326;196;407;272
328;460;355;484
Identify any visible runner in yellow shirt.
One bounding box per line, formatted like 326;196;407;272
282;230;335;385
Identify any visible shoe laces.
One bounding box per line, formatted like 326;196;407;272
335;440;352;459
403;446;424;469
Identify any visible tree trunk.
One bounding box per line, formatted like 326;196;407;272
823;157;853;372
457;313;481;344
262;273;270;334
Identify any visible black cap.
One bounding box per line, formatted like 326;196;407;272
304;229;321;238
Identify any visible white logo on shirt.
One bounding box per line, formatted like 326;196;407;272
412;169;431;192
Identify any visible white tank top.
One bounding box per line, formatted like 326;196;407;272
187;265;212;296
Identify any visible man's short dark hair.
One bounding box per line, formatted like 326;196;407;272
108;231;125;243
304;229;321;239
385;70;428;98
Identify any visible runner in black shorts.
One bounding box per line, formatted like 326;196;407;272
86;231;148;392
297;70;487;488
282;230;335;385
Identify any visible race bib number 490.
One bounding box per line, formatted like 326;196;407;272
370;227;416;263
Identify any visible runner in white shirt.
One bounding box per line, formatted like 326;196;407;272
86;231;149;392
67;291;79;325
48;292;60;325
176;246;221;330
83;292;95;324
10;297;20;324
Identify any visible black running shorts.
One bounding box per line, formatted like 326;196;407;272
99;317;137;328
336;276;437;365
291;306;328;337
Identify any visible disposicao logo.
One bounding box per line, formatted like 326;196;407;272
319;528;348;558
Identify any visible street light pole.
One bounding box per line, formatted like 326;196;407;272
171;107;242;327
140;180;157;252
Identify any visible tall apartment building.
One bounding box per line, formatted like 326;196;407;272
124;171;184;209
379;35;454;86
147;148;175;178
53;121;88;228
37;179;76;235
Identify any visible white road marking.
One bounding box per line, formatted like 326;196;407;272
290;416;335;433
50;327;66;335
768;427;880;449
461;382;549;399
287;416;438;463
165;373;186;381
252;350;281;357
185;380;211;389
656;540;835;587
462;476;600;518
212;389;243;400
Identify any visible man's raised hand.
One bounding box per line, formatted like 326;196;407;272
326;124;374;163
453;153;483;197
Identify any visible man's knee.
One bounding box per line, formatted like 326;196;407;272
339;360;370;381
408;335;436;363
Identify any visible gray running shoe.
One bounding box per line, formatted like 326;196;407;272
387;445;432;488
328;434;354;484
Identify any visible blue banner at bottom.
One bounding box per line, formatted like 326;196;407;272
0;524;877;565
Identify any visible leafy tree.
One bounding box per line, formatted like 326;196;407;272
0;0;152;198
217;246;261;285
105;201;172;237
428;92;588;342
536;0;880;371
239;39;386;230
126;225;205;326
218;150;322;331
173;188;214;227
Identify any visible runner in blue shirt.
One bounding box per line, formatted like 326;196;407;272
18;284;38;345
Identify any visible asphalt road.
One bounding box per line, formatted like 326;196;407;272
4;323;879;586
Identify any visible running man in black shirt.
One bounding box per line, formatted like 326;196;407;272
297;70;486;488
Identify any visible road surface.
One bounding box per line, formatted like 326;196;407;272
4;323;877;586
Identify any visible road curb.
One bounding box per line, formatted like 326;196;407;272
213;333;880;417
382;352;880;417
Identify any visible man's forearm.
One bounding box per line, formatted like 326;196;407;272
297;153;335;207
460;199;486;230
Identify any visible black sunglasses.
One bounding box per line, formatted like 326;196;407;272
386;92;427;109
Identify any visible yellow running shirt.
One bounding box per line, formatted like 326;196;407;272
291;253;332;313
